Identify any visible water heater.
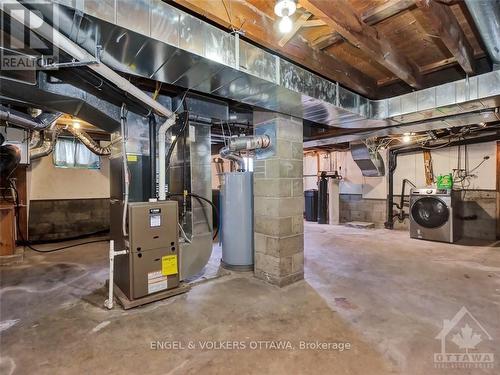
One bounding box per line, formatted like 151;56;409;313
221;171;254;270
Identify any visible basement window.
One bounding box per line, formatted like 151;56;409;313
53;137;100;169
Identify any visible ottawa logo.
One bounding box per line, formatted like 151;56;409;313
434;306;494;369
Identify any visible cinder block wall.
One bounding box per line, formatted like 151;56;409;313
29;199;109;241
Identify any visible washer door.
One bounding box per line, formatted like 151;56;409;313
411;197;449;229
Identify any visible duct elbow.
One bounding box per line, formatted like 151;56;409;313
219;134;271;171
220;146;245;171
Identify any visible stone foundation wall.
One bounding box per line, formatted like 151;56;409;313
338;191;497;240
29;199;109;241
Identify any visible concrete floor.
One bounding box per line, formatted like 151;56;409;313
1;224;499;374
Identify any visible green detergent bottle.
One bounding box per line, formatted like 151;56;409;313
436;173;453;189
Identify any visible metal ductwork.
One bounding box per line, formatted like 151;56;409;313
465;0;500;70
220;135;271;171
66;126;111;156
4;0;500;146
0;105;62;131
350;143;385;177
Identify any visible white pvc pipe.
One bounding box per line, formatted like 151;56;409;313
5;0;173;119
158;117;177;200
105;240;115;310
105;240;128;310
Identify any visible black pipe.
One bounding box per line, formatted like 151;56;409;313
384;131;500;229
149;114;157;199
317;173;328;224
384;150;397;229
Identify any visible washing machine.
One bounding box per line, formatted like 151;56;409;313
409;188;461;243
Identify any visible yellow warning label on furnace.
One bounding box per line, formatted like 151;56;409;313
127;154;138;162
162;255;178;276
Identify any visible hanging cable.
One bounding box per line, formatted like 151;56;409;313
120;104;129;238
166;192;220;240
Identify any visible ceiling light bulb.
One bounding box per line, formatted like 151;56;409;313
171;135;176;141
72;121;81;129
402;133;411;143
274;0;297;17
279;16;293;33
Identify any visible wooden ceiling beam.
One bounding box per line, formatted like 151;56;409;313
304;0;415;50
278;12;312;47
172;0;378;97
415;0;476;74
361;0;416;24
302;0;423;88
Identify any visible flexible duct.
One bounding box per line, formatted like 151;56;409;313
30;127;61;160
66;126;111;156
219;135;271;172
465;0;500;69
0;105;62;131
29;131;42;149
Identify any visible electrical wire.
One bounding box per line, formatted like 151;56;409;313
172;90;190;114
166;192;220;240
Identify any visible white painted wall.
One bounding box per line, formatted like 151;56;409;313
304;141;497;199
29;154;110;200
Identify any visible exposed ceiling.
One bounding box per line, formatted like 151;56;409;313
170;0;489;99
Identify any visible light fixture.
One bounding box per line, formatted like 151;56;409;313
402;133;411;143
72;121;81;129
171;135;176;141
274;0;297;18
279;16;293;33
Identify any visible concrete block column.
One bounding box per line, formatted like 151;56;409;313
253;111;304;287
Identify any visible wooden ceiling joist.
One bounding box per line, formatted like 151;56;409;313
415;0;476;74
278;12;312;47
173;0;378;96
307;0;415;50
361;0;416;24
302;0;423;88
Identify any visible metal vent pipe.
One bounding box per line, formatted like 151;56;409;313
465;0;500;69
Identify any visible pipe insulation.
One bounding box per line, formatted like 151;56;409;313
219;135;271;171
66;126;111;156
